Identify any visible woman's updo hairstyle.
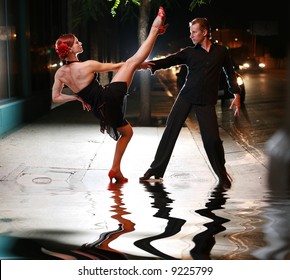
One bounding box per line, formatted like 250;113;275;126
55;34;75;60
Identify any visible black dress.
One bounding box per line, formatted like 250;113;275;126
77;74;128;141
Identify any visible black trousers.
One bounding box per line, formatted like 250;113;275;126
149;95;228;179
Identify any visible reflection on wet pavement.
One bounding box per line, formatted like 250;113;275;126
253;187;290;260
1;178;290;260
134;182;186;260
190;184;230;260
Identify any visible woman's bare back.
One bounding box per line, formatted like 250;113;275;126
55;61;96;93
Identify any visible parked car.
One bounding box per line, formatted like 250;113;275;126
218;69;246;104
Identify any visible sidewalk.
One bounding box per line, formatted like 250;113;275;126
0;74;268;189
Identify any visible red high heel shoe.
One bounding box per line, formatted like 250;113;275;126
108;170;128;183
157;6;169;34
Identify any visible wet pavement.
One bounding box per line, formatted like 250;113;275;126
0;73;289;260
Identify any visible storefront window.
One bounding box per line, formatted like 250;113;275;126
29;0;66;92
0;0;18;100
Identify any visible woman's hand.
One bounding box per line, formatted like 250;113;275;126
82;101;91;111
81;100;91;111
77;96;91;111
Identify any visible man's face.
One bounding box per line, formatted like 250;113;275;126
189;23;206;45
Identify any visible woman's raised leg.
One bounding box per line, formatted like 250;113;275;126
111;7;167;87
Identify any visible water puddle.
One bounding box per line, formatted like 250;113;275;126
0;181;290;260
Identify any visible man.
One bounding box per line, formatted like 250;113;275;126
140;18;241;188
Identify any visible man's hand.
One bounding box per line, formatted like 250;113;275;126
138;61;155;70
230;94;241;116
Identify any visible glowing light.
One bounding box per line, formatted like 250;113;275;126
48;63;58;68
237;76;244;86
240;63;250;70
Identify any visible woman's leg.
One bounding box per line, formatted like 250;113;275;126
111;7;166;88
109;123;133;181
108;7;166;182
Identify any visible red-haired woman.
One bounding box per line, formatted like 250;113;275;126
52;7;167;183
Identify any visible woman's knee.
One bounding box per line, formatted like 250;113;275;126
126;126;134;139
118;124;133;139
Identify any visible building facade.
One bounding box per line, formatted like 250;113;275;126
0;0;68;135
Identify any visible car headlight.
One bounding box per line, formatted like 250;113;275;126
242;63;250;69
237;76;243;86
259;63;266;68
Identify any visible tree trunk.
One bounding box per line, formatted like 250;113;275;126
138;0;151;126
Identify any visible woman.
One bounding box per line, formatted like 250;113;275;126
52;7;167;183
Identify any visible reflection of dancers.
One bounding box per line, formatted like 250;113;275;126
1;182;135;260
69;182;135;259
190;185;230;259
134;182;186;259
0;233;127;260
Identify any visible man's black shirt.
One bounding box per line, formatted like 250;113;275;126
149;43;241;105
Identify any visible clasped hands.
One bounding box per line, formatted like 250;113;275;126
138;61;155;70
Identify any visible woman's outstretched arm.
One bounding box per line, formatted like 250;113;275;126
85;60;125;73
52;73;91;111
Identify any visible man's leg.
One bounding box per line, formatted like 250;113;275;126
140;96;192;181
194;104;231;187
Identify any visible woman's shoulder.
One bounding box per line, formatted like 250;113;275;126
80;60;102;71
82;59;100;65
55;66;67;77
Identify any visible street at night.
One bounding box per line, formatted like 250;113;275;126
1;1;289;279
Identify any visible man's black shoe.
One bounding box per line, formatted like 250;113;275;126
139;169;163;182
217;173;232;189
